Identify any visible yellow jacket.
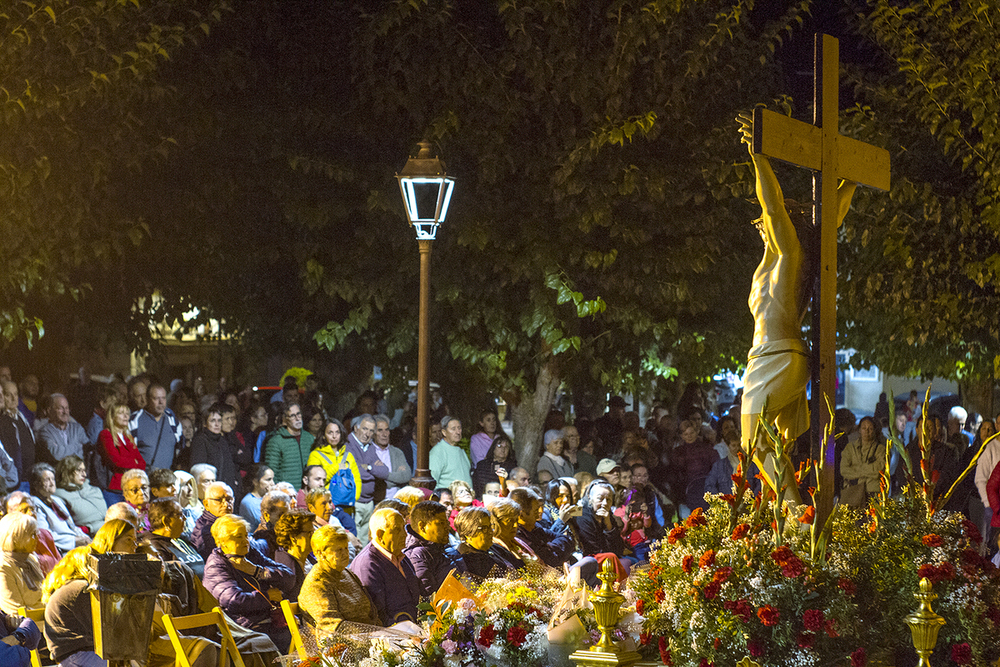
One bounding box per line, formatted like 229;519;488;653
307;444;362;504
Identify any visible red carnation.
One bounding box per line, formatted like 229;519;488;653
699;550;716;569
851;647;867;667
654;588;665;603
478;623;496;647
668;525;687;544
757;605;780;626
802;609;825;631
636;598;645;615
797;632;815;648
951;642;972;665
838;577;857;595
682;555;695;573
781;557;806;578
771;545;795;565
938;562;956;580
507;625;527;648
703;581;721;600
658;636;671;665
922;534;943;548
748;639;765;657
962;519;983;543
639;631;651;646
731;523;750;540
712;567;733;584
685;508;708;527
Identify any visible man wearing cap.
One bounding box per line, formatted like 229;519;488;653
595;396;628;459
596;458;622;488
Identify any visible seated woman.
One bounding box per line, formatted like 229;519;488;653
298;525;381;635
568;480;633;585
273;509;316;601
141;497;206;579
488;497;537;571
42;519;138;667
52;455;108;535
239;464;275;531
471;434;518;498
447;479;483;531
202;514;295;653
538;478;575;532
536;430;575;482
96;398;147;506
4;493;58;575
29;463;90;553
510;487;575;569
174;469;201;536
0;512;44;614
447;506;508;579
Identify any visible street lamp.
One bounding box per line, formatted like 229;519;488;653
397;140;455;488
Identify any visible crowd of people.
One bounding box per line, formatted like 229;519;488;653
0;365;997;665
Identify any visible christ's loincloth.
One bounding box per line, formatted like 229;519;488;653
742;338;810;442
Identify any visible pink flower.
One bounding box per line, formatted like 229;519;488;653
441;639;457;655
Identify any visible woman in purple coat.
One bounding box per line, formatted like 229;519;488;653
201;514;294;653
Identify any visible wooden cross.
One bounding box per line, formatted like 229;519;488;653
751;34;890;525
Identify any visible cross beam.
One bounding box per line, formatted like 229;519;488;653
751;34;890;525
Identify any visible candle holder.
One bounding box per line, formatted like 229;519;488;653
570;559;641;667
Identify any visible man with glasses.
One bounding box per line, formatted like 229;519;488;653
264;399;314;486
192;481;235;558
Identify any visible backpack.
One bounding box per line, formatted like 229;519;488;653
318;451;357;507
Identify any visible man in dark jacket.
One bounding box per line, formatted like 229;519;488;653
250;489;291;558
350;507;421;626
402;500;466;597
510;487;576;569
192;481;234;558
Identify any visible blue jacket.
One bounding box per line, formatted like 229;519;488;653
349;542;421;626
402;525;466;597
201;546;294;631
518;521;575;568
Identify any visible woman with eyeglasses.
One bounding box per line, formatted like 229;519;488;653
52;455;107;535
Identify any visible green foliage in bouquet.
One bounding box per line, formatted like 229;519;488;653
629;487;1000;667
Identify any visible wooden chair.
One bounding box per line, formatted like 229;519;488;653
17;606;47;667
281;600;308;660
161;606;247;667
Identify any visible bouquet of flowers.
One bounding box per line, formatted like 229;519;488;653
630;489;1000;667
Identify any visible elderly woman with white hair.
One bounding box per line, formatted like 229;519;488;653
299;525;381;634
537;429;575;481
174;469;200;535
202;514;295;653
0;512;44;614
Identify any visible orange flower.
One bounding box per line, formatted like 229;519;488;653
798;506;815;525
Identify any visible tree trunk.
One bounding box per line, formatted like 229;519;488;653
959;375;995;425
509;360;561;476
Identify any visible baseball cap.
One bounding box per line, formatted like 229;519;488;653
596;458;621;476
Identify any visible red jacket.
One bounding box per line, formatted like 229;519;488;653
98;429;146;491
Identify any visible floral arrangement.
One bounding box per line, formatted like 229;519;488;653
630;489;1000;667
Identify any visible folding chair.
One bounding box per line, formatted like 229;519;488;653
281;600;308;660
17;606;46;667
161;606;247;667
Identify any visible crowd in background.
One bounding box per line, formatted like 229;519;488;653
0;365;998;665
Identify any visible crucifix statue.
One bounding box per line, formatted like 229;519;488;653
738;34;890;521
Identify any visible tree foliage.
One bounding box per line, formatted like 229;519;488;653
0;0;228;347
840;0;1000;382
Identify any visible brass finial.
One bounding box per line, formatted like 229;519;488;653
589;559;625;653
905;577;946;667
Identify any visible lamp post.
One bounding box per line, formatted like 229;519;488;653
397;140;455;488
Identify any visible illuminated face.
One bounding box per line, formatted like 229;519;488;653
602;469;620;486
494;440;510;461
619;470;632;489
219;525;250;557
377;514;407;558
197;471;217;499
256;469;275;496
285;406;304;434
309;493;333;522
453;485;473;506
72;463;88;487
374;420;391;447
37;471;57;499
429;423;443;444
2;382;18;414
204;488;235;516
50;397;71;428
483;482;502;498
354;419;375;443
591;487;614;515
206;412;223;435
123;476;150;506
443;420;463;444
164;512;186;539
327;542;351;571
304;467;326;491
177;479;194;505
545;436;564;456
112;529;138;554
860;420;876;442
894;413;907;435
554;485;571;508
147;387;167;417
152;479;177;499
113;406;130;431
631;466;649;489
481;413;497;434
221;411;237;433
324;422;342;447
465;515;492;551
419;513;451;545
130;382;148;410
512;469;530;486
